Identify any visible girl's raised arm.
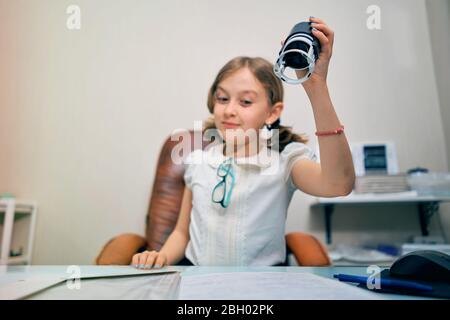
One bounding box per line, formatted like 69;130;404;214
290;17;355;197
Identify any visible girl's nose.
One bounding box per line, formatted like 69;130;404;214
223;99;238;117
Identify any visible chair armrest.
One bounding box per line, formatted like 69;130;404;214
96;233;147;265
286;232;332;266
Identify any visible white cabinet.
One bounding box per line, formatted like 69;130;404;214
0;199;37;265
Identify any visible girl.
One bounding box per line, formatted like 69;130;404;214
132;17;355;268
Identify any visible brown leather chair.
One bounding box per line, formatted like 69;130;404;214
96;131;331;266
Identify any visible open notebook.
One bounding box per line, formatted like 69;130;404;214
179;272;384;300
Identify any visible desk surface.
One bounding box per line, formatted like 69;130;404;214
0;265;437;300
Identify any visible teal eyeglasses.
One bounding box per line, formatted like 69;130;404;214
212;158;235;208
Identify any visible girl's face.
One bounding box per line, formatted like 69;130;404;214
213;67;282;150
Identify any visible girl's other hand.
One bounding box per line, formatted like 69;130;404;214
131;250;168;269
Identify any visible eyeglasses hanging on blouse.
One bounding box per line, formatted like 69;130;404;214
212;157;235;208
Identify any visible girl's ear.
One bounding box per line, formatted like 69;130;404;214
266;102;284;124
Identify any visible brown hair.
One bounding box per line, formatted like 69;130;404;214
203;56;308;152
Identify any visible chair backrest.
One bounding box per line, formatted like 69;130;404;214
145;130;211;250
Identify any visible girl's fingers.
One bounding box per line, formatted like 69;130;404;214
312;28;332;57
279;18;333;49
131;254;140;267
133;251;165;269
144;252;158;269
312;29;329;47
154;254;167;269
138;252;149;268
311;23;334;41
309;16;326;25
309;17;334;48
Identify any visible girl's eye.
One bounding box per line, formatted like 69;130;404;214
241;99;253;106
216;96;228;103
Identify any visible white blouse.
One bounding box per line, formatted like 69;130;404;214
183;141;317;266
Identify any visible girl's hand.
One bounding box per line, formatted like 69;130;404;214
306;17;334;86
131;250;168;269
280;17;334;87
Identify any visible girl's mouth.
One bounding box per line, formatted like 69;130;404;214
222;122;240;129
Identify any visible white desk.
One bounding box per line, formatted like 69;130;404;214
312;192;450;244
0;265;438;300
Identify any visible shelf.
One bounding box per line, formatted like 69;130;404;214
7;256;29;265
0;202;35;213
0;213;32;224
0;199;37;266
311;194;450;245
314;192;450;206
0;200;36;224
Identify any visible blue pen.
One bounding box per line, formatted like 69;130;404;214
333;274;433;292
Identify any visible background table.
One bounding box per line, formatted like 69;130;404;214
312;193;450;244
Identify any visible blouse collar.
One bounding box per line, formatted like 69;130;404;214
205;142;279;169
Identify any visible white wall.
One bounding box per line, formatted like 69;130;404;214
0;0;448;264
425;0;450;247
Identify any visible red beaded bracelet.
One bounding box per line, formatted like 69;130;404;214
315;125;345;136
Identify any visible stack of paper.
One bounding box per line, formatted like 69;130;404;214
329;245;397;264
354;174;409;194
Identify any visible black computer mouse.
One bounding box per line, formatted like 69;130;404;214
390;250;450;283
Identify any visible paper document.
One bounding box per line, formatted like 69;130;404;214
28;271;181;300
179;272;383;300
0;266;178;300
